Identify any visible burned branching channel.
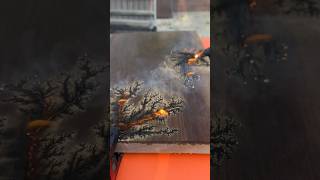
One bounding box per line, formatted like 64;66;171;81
0;56;108;180
110;81;184;141
213;0;320;179
212;0;293;168
168;48;210;89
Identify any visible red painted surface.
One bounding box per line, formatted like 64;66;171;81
201;37;210;49
116;154;210;180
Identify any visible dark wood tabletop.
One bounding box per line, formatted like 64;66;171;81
214;17;320;180
110;31;210;153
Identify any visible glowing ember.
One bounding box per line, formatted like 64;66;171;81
186;71;195;77
154;109;169;118
194;50;203;59
187;58;197;65
26;120;51;130
118;99;128;106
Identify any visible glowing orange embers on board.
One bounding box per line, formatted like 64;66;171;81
118;99;128;106
187;50;204;65
194;50;204;59
187;58;197;65
154;109;169;118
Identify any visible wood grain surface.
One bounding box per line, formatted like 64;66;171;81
110;32;210;153
214;17;320;180
0;1;107;178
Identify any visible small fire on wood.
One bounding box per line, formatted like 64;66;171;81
187;50;205;65
154;109;169;118
118;99;128;106
194;50;204;59
118;108;169;130
168;48;210;88
111;81;183;140
187;58;197;65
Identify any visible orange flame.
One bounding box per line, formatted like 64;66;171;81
194;50;203;58
118;99;128;106
26;120;51;131
187;58;197;65
187;51;204;65
154;109;169;118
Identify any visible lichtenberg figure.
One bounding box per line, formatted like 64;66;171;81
110;81;184;141
109;81;184;178
0;55;107;180
212;112;241;167
1;56;107;123
223;38;288;84
168;48;210;88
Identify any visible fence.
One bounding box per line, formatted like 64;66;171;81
110;0;157;31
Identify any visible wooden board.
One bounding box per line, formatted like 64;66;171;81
110;31;210;153
214;17;320;180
